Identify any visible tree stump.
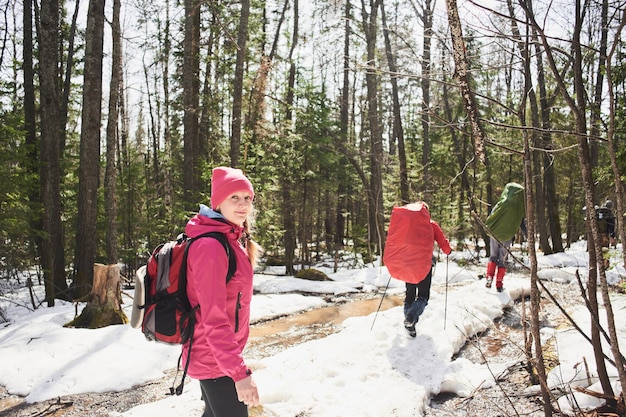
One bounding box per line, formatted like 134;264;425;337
65;263;128;328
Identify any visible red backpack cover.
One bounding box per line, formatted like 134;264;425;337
383;202;434;284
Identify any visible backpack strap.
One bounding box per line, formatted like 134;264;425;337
170;231;237;396
194;231;237;283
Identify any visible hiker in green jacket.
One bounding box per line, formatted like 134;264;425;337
484;183;525;292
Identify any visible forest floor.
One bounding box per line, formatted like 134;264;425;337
0;280;613;417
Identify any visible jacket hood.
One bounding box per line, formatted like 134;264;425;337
485;182;525;241
185;204;244;239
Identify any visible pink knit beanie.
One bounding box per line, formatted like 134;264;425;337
210;167;255;210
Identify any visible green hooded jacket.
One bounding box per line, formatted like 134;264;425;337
485;182;525;241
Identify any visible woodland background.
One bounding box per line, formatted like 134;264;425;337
0;0;625;305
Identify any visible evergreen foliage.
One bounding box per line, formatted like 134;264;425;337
0;0;622;292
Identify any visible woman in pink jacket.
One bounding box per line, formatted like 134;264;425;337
183;167;260;417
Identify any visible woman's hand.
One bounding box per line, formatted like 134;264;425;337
235;375;259;407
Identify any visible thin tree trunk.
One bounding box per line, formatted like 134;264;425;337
444;0;491;254
533;24;563;253
105;0;122;264
60;0;80;155
381;1;408;204
604;9;626;268
230;0;250;167
142;60;159;183
506;0;551;254
336;0;352;249
119;77;136;273
23;0;42;270
199;11;218;165
444;0;486;165
418;0;434;200
182;0;200;206
246;0;288;142
519;25;552;414
361;0;385;255
587;0;608;169
280;0;298;275
162;0;173;212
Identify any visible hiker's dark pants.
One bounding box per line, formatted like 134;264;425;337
405;268;432;305
489;238;511;267
200;376;248;417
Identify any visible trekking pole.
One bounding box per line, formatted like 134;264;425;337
444;255;449;330
371;272;392;331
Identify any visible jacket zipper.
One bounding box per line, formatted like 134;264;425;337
235;292;242;332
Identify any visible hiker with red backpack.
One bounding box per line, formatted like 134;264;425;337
383;201;452;337
484;182;526;292
183;167;260;416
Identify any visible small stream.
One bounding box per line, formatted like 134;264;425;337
246;294;404;360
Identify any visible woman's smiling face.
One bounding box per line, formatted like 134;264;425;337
217;191;253;226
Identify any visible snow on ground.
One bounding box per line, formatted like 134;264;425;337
0;241;625;416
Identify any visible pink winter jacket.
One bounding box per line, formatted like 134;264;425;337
181;209;254;382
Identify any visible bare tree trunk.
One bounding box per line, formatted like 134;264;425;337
335;0;353;251
118;78;136;274
60;0;80;155
183;0;200;206
199;12;219;165
410;0;435;200
444;0;486;165
533;25;563;253
518;25;552;415
381;1;408;204
281;0;298;275
439;43;477;247
361;0;385;255
162;0;173;212
604;11;626;268
143;61;160;184
588;0;608;173
444;0;492;255
230;0;250;167
39;0;66;306
74;0;106;300
506;0;551;254
105;0;122;264
246;0;289;142
23;0;42;269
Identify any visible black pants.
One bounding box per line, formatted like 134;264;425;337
199;376;248;417
405;268;432;305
